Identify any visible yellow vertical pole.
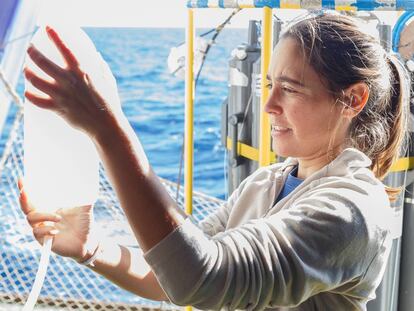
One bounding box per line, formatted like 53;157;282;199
184;8;194;311
259;6;273;167
185;9;194;216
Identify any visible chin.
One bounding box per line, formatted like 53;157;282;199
272;143;293;158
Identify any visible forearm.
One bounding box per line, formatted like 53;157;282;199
92;115;186;252
89;239;168;301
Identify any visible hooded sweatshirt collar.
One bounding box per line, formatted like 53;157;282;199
279;148;372;180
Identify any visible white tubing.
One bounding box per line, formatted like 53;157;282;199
22;236;53;311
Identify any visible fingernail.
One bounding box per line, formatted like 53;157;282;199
55;215;62;222
49;229;59;235
20;189;27;202
46;26;55;36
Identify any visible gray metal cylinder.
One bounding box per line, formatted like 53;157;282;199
367;172;405;311
377;23;392;53
398;185;414;310
225;19;284;194
398;131;414;311
225;20;260;194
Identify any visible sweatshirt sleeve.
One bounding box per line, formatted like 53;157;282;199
198;202;231;236
198;188;238;236
144;188;382;310
198;166;270;236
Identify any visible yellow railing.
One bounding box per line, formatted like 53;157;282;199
185;8;195;219
184;10;194;311
226;137;414;172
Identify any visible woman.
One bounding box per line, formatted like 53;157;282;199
20;13;409;310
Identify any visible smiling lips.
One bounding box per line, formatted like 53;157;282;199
271;125;292;134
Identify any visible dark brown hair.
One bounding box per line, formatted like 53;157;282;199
282;13;410;201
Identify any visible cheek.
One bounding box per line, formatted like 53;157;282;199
292;106;337;136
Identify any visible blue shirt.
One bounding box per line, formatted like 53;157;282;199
275;166;303;203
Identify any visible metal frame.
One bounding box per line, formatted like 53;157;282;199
187;0;414;11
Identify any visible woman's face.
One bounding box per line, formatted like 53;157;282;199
265;37;347;160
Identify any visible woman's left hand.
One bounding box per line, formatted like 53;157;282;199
24;26;121;140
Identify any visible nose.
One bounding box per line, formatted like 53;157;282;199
264;86;283;115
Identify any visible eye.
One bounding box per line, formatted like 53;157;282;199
281;86;298;94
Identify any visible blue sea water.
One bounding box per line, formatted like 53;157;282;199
1;27;247;199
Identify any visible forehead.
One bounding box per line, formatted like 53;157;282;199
269;37;326;89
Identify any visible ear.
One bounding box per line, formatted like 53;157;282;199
341;82;369;118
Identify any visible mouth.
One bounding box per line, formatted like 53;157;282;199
271;125;292;133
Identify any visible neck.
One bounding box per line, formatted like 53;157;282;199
296;144;344;179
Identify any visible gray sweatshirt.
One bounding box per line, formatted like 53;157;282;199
144;148;393;310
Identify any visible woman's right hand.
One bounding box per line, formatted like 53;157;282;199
18;179;99;263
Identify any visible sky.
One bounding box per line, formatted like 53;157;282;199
36;0;398;30
36;0;264;28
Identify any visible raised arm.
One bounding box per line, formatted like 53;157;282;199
25;26;186;253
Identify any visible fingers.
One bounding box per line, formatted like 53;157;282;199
17;178;23;192
18;183;35;216
27;212;62;227
33;225;59;244
46;26;80;69
27;44;67;81
17;181;61;247
17;181;62;225
24;67;62;98
24;91;55;109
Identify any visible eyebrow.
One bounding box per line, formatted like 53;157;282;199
266;74;305;87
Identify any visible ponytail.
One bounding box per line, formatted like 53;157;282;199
372;55;409;202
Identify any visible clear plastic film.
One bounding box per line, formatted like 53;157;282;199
23;23;120;310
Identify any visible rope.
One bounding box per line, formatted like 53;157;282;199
0;64;25;169
0;67;24;109
0;109;22;171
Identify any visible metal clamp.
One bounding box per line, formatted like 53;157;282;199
229;113;244;167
